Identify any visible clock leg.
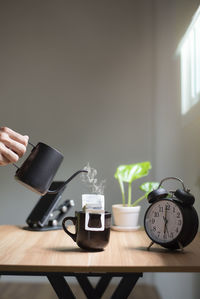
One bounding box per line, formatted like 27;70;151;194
147;241;154;250
178;241;184;252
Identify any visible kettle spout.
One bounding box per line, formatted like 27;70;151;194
47;170;88;194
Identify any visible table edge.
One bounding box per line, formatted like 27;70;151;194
1;265;200;273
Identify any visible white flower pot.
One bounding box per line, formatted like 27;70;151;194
112;204;141;228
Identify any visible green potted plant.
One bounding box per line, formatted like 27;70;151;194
112;161;159;231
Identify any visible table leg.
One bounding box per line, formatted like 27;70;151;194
111;273;142;299
76;273;112;298
48;272;142;299
47;274;75;299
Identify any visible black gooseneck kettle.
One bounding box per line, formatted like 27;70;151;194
14;142;87;195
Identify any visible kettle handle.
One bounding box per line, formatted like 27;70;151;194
47;170;88;194
13;141;36;169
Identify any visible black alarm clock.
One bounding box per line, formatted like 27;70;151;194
144;177;199;250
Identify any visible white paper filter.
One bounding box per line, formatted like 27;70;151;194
82;194;105;231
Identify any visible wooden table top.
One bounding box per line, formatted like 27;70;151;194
0;225;200;273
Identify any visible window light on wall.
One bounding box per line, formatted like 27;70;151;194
178;5;200;115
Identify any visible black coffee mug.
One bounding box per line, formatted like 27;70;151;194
15;142;87;195
62;211;111;251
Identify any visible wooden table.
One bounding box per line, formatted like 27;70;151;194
0;225;200;298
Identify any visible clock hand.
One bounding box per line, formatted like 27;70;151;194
165;219;170;237
164;205;170;237
163;206;167;235
163;219;167;236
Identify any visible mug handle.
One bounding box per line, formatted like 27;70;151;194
62;216;77;242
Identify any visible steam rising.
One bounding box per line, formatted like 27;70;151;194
81;163;105;195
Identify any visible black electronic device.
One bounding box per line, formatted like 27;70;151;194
144;177;199;251
25;181;74;231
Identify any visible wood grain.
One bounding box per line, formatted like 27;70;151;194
0;225;200;273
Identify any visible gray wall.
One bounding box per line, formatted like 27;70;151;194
154;0;200;298
0;0;200;298
0;0;154;224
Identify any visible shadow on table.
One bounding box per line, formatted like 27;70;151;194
126;246;185;254
44;247;84;253
45;246;104;253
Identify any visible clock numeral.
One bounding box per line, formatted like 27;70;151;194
165;204;170;210
152;218;155;224
170;232;174;238
177;212;181;218
176;227;179;233
154;212;159;217
177;220;182;226
159;206;163;212
153;226;156;231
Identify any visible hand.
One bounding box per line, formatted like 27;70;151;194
163;207;169;237
0;127;29;166
163;218;169;236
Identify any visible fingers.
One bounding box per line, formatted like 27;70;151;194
0;135;27;158
0;127;29;147
0;143;19;164
0;127;29;165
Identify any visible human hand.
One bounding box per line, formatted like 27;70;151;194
0;127;29;166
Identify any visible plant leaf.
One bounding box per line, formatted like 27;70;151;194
114;161;152;183
139;182;159;193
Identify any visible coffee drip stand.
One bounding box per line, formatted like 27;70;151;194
25;181;74;231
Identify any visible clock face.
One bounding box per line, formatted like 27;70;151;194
144;199;183;244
